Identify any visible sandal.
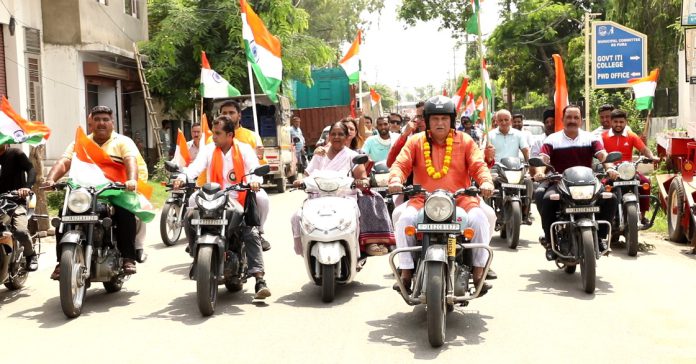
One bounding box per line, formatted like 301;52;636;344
392;278;412;295
50;264;60;280
122;259;137;275
366;244;388;256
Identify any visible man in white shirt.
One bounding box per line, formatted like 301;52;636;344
187;122;202;161
173;115;271;299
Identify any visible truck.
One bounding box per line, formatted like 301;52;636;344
213;94;298;193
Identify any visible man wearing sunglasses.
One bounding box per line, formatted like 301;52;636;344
388;113;403;134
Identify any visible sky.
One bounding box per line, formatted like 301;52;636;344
351;0;501;94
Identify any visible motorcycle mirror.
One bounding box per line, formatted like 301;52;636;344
251;164;271;176
164;161;181;173
352;154;369;165
605;151;623;163
528;157;545;167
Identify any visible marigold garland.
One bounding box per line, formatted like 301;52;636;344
423;131;454;180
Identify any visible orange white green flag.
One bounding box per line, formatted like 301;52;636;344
628;69;659;111
370;88;381;107
172;128;191;168
200;51;241;98
339;30;361;85
68;127;154;222
451;78;469;112
0;96;51;145
240;0;282;102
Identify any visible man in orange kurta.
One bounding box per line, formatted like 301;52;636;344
388;96;494;291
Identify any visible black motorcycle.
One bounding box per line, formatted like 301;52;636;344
0;191;46;291
388;185;494;347
160;174;194;246
529;152;621;294
490;157;531;249
165;161;270;316
606;157;660;256
50;182;129;318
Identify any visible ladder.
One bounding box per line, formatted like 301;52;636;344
133;42;164;160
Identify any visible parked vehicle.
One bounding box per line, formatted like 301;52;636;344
50;181;130;318
523;120;545;136
166;161;271;316
606;156;660;256
296;155;368;303
160;175;195;246
529;152;622;294
388;185;494;347
489;157;531;249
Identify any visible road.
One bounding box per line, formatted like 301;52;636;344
2;191;696;363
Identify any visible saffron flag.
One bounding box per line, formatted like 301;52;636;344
0;96;51;145
552;54;568;132
173;129;191;168
370;88;381;107
69;127;154;222
240;0;282;102
200;51;241;98
196;114;214;186
451;78;469;112
628;68;659;111
464;92;476;117
339;30;361;85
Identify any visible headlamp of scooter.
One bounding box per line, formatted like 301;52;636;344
67;188;92;213
314;177;340;192
617;162;636;181
504;170;523;184
424;192;454;222
196;194;226;211
568;185;595;200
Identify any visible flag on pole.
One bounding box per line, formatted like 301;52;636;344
482;59;493;126
173;129;191;168
200;51;241;98
69;127;154;222
339;30;361;85
240;0;282;102
370;88;381;107
0;96;51;145
464;92;476;117
628;68;660;111
552;54;568;132
451;78;469;112
465;0;480;34
196;113;213;186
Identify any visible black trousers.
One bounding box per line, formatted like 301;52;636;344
55;205;137;261
534;183;617;243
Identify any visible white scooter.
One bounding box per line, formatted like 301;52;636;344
297;155;368;302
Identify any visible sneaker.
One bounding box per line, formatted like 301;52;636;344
25;254;38;272
135;249;147;263
260;235;271;252
254;279;271;299
539;235;549;249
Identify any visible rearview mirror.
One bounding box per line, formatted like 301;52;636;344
352;154;369;165
253;164;271;176
605;151;622;164
528;157;546;167
164;161;181;173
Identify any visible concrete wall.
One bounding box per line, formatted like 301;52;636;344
40;0;80;45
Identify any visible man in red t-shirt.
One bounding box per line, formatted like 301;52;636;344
601;109;655;223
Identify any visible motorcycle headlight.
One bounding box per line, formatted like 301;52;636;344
568;185;595;200
504;170;523;184
424;193;454;222
196;194;226;211
617;162;636;180
314;177;340;192
67;189;92;213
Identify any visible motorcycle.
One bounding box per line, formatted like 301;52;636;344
50;181;129;318
160;173;194;246
528;151;622;294
388;185;494;347
0;190;46;291
369;160;395;219
165;161;271;316
489;157;531;249
296;155;368;303
606;156;660;256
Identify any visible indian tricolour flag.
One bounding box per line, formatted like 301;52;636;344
339;30;361;85
200;51;241;98
240;0;282;102
482;59;493;127
172;128;191;168
0;96;50;145
370;88;381;107
69;127;154;223
629;69;660;111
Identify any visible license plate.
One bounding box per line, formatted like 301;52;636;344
613;180;639;186
61;215;98;223
417;223;460;232
565;206;600;214
191;219;228;225
501;183;525;189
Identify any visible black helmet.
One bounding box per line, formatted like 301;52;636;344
423;95;456;130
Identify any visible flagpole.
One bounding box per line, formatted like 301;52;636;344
475;0;490;150
247;61;260;134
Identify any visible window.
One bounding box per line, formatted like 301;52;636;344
24;28;43;121
124;0;139;18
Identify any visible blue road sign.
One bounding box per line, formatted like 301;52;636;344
592;21;647;89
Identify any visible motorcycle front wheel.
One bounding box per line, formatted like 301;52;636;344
579;229;596;294
160;202;184;246
196;246;218;316
321;263;336;303
426;261;446;347
505;201;522;249
625;203;639;257
59;244;87;318
4;251;28;290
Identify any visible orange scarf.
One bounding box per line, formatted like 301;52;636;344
210;141;247;206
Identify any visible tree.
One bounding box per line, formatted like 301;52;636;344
298;0;383;46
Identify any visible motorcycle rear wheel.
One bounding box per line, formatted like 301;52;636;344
321;263;336;303
59;245;87;318
4;255;28;290
579;229;596;294
196;246;218;316
625;203;639;257
505;201;522;249
426;261;446;347
160;203;184;247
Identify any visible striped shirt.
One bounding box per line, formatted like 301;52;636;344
539;130;604;173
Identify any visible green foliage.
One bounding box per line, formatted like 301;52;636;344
151;158;170;183
299;0;383;46
147;181;170;209
47;190;65;215
398;0;477;38
517;91;551;110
